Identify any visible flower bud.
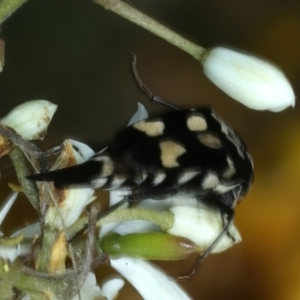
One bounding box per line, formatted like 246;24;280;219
101;232;199;260
202;47;295;112
168;206;241;253
1;100;57;140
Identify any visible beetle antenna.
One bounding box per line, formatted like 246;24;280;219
131;52;179;110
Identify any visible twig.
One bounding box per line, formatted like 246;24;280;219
9;147;40;213
0;0;28;25
0;39;4;72
94;0;206;61
0;124;43;158
0;124;46;213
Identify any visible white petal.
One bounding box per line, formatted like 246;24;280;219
47;187;95;228
10;222;41;238
69;139;95;160
168;206;241;253
1;100;57;140
72;272;102;300
127;102;149;126
203;47;295;111
0;243;30;261
101;278;125;300
0;192;18;225
44;140;96;228
110;197;202;236
20;294;31;300
111;257;192;300
45;188;95;228
111;220;160;235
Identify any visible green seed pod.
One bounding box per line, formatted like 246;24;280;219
100;232;200;260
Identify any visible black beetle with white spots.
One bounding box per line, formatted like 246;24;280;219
28;101;254;263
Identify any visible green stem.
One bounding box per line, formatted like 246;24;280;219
98;207;174;231
94;0;206;61
0;0;27;25
0;259;80;300
9;147;40;213
0;39;4;72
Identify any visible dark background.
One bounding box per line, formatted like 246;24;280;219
1;0;300;299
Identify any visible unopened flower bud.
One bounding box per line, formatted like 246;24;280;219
202;47;295;112
168;206;241;253
1;100;57;140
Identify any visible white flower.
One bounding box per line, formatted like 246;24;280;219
43;140;96;228
202;47;295;112
111;257;192;300
104;197;237;300
11;222;41;238
1;100;57;140
72;272;124;300
168;205;241;253
101;277;125;300
0;192;30;261
0;243;29;262
0;192;18;225
101;103;193;299
71;272;102;300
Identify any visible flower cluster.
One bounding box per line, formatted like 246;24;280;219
0;49;295;299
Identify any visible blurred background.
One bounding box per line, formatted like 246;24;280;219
1;0;300;299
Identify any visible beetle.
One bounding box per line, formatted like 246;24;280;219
27;55;254;277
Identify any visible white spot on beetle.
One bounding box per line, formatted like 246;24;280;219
152;172;166;186
202;172;219;189
214;184;237;194
198;133;222;149
246;152;254;169
187;114;207;131
226;134;245;159
108;175;127;189
94;156;114;177
159;140;186;168
211;112;229;135
177;170;200;185
222;156;236;179
134;173;148;185
133;120;164;136
91;178;108;189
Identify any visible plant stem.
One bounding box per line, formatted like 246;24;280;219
9;147;40;213
94;0;206;61
0;0;27;25
0;39;4;72
98;207;174;231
